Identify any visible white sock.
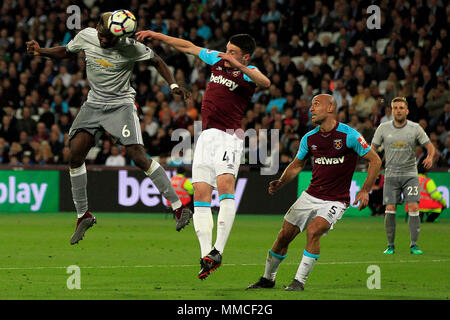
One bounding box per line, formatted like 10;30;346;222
294;250;319;284
263;250;286;281
213;198;236;254
193;205;213;257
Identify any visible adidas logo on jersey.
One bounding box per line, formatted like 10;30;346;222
209;74;238;91
314;156;345;165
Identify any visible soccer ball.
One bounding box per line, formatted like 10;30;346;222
108;10;137;38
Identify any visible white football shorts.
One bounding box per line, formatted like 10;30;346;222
192;128;243;188
284;191;348;232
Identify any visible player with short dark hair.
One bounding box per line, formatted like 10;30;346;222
247;94;381;291
372;96;435;254
26;12;193;244
136;30;271;280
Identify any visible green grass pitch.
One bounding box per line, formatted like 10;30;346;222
0;213;448;300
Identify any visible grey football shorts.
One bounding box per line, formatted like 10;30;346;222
383;175;420;205
69;102;143;146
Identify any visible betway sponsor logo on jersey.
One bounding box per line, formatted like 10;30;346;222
314;156;345;165
209;74;238;91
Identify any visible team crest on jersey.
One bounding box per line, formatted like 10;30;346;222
231;70;241;77
333;139;343;150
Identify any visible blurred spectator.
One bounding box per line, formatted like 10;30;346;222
39;103;55;130
105;145;126;166
355;88;376;120
0;115;19;142
380;105;394;123
0;0;446;170
94;139;112;165
16;107;37;136
34;141;54;165
32;122;50;143
173;106;193;130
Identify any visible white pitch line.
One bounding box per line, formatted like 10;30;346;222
0;259;448;271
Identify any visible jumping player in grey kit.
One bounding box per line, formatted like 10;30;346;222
371;97;435;255
26;12;192;244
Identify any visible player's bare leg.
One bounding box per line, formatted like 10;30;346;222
384;204;397;254
286;217;330;291
406;202;423;254
126;144;192;231
247;220;299;289
193;182;214;279
69;131;96;245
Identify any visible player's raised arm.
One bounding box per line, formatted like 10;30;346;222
269;157;306;195
136;30;202;56
26;40;75;59
148;52;191;99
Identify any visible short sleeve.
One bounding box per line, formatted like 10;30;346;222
199;48;222;65
347;127;371;157
131;40;155;61
243;66;258;82
296;135;309;160
416;124;431;146
371;125;383;147
66;30;85;53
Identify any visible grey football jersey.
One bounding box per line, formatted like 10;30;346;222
66;28;154;105
372;120;430;177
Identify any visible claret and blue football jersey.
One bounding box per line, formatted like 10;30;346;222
198;49;258;132
296;122;371;204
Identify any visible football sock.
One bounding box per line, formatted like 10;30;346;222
213;196;235;254
263;250;286;281
70;163;88;218
294;250;319;284
384;211;396;246
145;160;182;210
408;211;420;247
193;203;213;257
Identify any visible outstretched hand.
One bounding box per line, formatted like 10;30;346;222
26;40;40;56
171;86;191;100
135;30;157;42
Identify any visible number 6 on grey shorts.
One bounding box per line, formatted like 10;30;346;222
68;102;143;146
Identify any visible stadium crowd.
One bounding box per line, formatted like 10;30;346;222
0;0;449;169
